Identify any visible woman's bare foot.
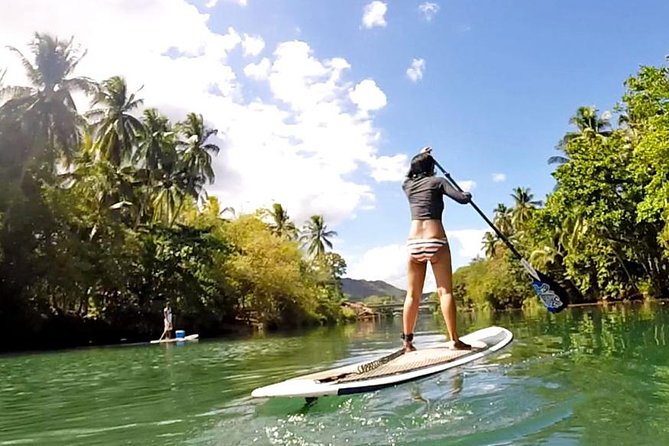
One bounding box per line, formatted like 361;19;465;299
401;333;416;352
451;339;471;350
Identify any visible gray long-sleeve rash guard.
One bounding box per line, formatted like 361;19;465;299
402;176;470;220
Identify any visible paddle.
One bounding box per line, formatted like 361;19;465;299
356;348;406;374
432;159;569;313
316;347;406;383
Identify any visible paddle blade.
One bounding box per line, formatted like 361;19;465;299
521;259;569;313
530;270;569;313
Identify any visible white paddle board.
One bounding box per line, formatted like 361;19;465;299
150;334;199;344
251;326;512;398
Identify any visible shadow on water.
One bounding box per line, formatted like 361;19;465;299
2;302;669;445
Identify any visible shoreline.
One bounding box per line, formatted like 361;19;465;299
3;297;668;356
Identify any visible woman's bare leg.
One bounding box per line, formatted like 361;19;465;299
431;244;470;349
403;257;427;351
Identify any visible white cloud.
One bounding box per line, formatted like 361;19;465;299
206;0;247;8
347;229;486;291
418;2;440;21
348;244;403;279
0;1;243;97
266;41;353;112
458;180;476;191
347;243;416;291
0;0;401;227
362;1;387;29
406;58;425;82
492;173;506;182
214;41;384;223
243;57;271;80
447;229;487;259
370;154;408;182
241;34;264;57
349;79;387;112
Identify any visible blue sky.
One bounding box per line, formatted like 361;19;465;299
1;0;668;290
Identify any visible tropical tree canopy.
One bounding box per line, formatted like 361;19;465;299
0;33;351;351
86;75;144;167
263;203;298;240
548;106;613;166
0;33;96;165
178;112;220;188
458;64;669;309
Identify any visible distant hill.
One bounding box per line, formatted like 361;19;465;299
341;278;405;301
341;278;435;302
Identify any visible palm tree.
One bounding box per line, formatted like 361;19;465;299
220;206;237;220
128;111;218;226
263;203;297;239
177;112;220;201
0;33;96;165
65;149;145;227
0;69;29;173
493;203;513;236
529;245;560;270
482;232;498;258
133;108;181;224
86;76;143;167
510;187;542;227
558;215;588;254
300;215;337;258
135;108;175;171
148;144;187;226
548;106;612;166
151;173;185;225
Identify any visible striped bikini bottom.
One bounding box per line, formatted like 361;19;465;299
406;238;449;263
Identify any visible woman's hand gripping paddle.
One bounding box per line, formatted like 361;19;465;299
432;159;569;313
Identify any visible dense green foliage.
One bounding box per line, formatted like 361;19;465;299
455;62;669;309
0;33;350;350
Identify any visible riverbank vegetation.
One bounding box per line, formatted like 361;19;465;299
455;61;669;310
0;33;351;351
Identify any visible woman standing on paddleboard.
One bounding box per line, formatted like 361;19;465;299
401;147;472;352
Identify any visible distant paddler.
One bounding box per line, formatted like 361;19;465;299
158;302;174;341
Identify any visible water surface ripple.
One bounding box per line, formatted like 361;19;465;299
2;304;669;445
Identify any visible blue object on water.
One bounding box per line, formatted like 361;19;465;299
175;330;185;339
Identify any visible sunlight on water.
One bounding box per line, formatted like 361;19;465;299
2;303;669;445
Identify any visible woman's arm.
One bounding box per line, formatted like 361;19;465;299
439;178;471;204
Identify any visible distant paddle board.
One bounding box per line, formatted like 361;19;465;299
251;326;512;399
150;334;199;344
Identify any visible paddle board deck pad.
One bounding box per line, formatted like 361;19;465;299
150;334;199;344
251;326;512;399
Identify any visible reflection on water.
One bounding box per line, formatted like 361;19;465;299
1;302;669;445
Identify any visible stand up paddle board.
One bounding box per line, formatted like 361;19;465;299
150;334;199;344
251;326;512;399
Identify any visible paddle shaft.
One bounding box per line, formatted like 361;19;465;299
433;160;525;261
432;158;568;312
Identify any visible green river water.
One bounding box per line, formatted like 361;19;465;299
2;303;669;446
